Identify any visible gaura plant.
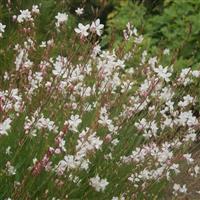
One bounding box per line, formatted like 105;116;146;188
0;4;200;200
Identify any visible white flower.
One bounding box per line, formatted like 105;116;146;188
163;48;170;55
76;130;103;158
179;185;187;193
123;22;138;40
135;35;143;44
192;70;200;77
40;41;47;48
183;153;194;164
169;164;180;174
154;65;172;82
52;56;68;78
135;118;158;138
0;22;6;38
194;165;200;176
183;131;196;142
173;183;180;195
75;7;84;16
92;44;101;57
75;23;90;38
6;146;12;155
98;114;112;126
90;175;109;192
178;95;194;107
90;19;104;36
111;138;119;146
0;118;12;135
36;115;57;132
17;9;32;23
148;56;157;69
190;165;200;177
55;12;68;28
32;5;40;14
150;121;158;135
6;161;16;176
68;114;82;132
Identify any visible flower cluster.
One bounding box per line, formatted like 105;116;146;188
15;5;39;23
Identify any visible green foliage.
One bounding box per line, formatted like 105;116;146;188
146;0;200;63
105;0;200;68
102;1;146;48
